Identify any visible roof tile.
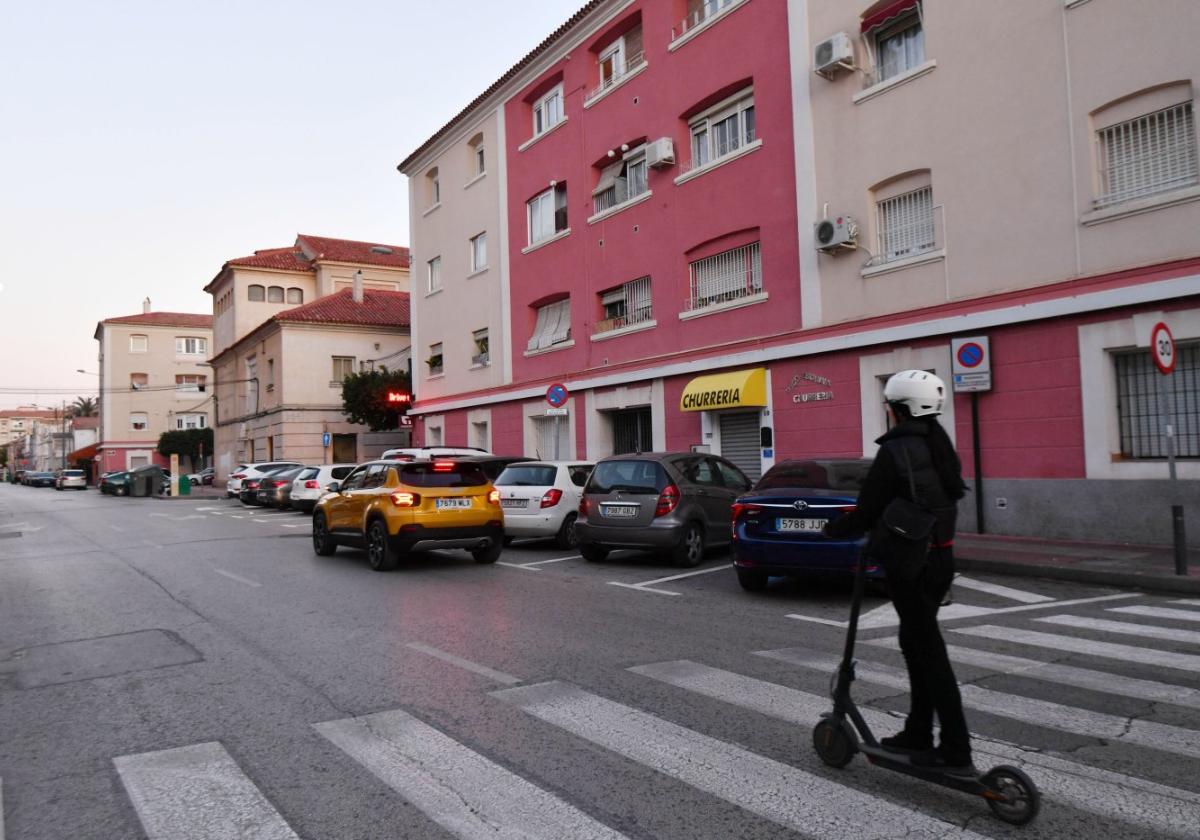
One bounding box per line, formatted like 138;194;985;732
272;288;410;328
102;312;213;328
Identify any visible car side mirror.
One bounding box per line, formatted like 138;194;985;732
326;481;340;493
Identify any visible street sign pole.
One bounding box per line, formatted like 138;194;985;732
1151;322;1186;576
971;392;984;535
951;337;992;534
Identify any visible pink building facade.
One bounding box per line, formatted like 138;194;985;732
402;0;1200;543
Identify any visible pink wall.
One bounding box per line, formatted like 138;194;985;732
503;0;799;387
491;403;524;457
770;355;865;460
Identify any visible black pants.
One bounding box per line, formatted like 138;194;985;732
888;547;971;757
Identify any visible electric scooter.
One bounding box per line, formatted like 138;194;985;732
811;553;1041;826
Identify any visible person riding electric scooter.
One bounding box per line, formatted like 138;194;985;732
813;370;1040;825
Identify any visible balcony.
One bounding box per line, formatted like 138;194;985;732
670;0;747;47
584;50;646;106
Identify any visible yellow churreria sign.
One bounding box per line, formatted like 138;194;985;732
679;368;767;412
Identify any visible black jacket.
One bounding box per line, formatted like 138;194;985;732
824;420;963;548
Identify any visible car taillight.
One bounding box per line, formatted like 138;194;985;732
655;484;680;517
390;491;420;507
433;460;454;473
231;473;245;480
837;505;857;513
304;480;320;489
579;496;591;516
731;502;764;520
540;488;563;508
488;489;501;505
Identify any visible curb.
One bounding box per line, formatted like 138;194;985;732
956;555;1200;595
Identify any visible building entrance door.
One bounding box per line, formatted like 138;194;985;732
333;434;357;463
611;407;652;455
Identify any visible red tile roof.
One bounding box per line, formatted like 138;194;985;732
273;288;410;328
102;312;213;328
225;247;313;273
70;417;100;429
398;1;602;172
0;409;59;419
296;235;411;268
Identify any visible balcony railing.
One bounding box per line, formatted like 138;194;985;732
672;0;737;41
1095;102;1198;209
585;50;646;102
685;242;761;311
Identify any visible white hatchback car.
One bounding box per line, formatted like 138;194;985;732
380;446;490;462
494;460;594;549
226;462;304;498
290;464;358;512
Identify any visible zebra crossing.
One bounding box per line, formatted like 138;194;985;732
63;596;1200;838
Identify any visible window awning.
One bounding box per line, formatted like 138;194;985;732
592;159;626;196
680;368;767;412
67;442;99;462
861;0;919;34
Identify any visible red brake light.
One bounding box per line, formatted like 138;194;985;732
837;505;857;513
304;480;320;489
731;502;764;520
579;496;591;516
231;473;245;479
540;488;563;508
655;484;680;518
433;460;454;473
487;489;501;505
390;491;420;507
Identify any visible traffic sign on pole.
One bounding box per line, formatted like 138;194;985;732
546;383;569;408
1151;321;1176;375
950;336;991;393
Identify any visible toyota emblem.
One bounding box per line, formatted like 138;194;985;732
793;500;808;510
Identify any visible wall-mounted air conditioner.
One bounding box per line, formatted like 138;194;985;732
814;32;853;79
646;137;675;168
814;215;858;253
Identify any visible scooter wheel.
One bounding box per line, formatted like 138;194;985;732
812;719;856;769
982;765;1040;826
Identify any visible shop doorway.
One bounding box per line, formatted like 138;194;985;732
333;434;357;463
718;411;762;482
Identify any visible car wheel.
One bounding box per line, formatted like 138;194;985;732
472;539;502;564
736;567;769;592
312;512;338;556
555;512;579;550
672;522;706;568
117;487;127;497
366;519;399;571
579;542;608;563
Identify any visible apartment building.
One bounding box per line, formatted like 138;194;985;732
1;407;59;471
93;303;214;473
401;0;1199;542
204;235;411;477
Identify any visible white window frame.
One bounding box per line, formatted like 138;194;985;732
175;336;207;356
527;299;572;351
427;256;442;293
129;334;148;353
689;89;755;171
286;287;303;304
130;413;149;431
428;342;444;376
175;374;206;394
871;9;925;85
876;185;936;263
470;232;487;272
593;146;649;214
331;356;355;382
175;414;207;430
427;167;440;207
598;40;625;90
472;328;490;366
527;185;567;245
533;84;564;137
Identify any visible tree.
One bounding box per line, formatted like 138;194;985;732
157;428;214;465
69;396;98;417
340;366;412;431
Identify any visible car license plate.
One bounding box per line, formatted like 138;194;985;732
500;498;528;509
777;517;826;532
601;504;638;518
436;498;472;510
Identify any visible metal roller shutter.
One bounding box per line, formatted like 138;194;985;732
719;411;761;482
534;416;569;460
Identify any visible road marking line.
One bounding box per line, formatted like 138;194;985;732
1172;599;1200;607
1109;605;1200;623
866;637;1200;709
497;561;541;571
0;775;5;840
952;575;1054;603
633;659;1200;839
493;680;988;840
230;515;244;519
405;642;521;685
606;563;728;595
954;624;1200;673
113;742;298;840
787;593;1136;630
1039;614;1200;645
760;648;1200;760
606;582;680;596
212;568;262;588
279;524;302;529
521;554;581;566
315;709;628;840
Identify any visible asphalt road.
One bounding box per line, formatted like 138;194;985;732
2;483;1199;839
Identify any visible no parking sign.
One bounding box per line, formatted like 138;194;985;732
950;336;992;393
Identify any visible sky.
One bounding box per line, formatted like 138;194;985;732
0;0;584;410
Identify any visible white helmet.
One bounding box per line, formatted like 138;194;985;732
884;369;946;417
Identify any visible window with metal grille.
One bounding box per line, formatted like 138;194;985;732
611;407;653;454
1096;102;1198;208
596;276;652;334
687;242;761;310
1115;342;1199;459
534;415;570;460
877;186;935;262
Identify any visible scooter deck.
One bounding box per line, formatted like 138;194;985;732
858;744;985;794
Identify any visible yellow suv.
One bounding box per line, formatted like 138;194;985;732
311;459;504;571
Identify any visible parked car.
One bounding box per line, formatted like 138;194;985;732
575;452;752;567
198;467;215;485
380;446;489;462
255;466;306;508
239;465;296;505
731;459;875;591
99;471;132;495
55;469;87;490
312;459;504;571
494;460;593;548
290;464;358;513
452;454;536;482
227;462;303;498
13;470;26;484
27;471;57;488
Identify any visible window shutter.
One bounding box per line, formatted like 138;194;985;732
549;299;571;344
592;160;626;196
528;305;550;351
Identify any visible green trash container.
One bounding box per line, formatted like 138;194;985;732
177;476;191;496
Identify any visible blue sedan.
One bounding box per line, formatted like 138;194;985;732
731;459;878;591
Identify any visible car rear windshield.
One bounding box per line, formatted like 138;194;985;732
297;468;319;480
586;460;669;495
400;463;489;488
331;466;355;480
754;460;870;492
495;465;557;486
63;470;84;477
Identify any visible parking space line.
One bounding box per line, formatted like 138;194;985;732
497;561;540;572
279;524;303;529
212;568;263;588
607;563;729;596
405;642;521;685
1;775;5;840
521;554;580;566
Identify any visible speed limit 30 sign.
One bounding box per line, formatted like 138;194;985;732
1151;321;1176;375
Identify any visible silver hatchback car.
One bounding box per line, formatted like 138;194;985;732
575;452;752;567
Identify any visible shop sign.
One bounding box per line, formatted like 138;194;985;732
793;391;834;404
786;371;833;404
679;368;767;412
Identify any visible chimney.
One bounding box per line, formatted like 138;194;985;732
352;270;364;304
142;297;151;314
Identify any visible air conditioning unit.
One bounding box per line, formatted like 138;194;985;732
814;215;858;253
814;31;853;79
646;137;675;168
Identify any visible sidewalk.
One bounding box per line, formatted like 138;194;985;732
152;484;227;501
955;532;1200;595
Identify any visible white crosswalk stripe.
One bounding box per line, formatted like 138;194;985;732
1038;614;1200;645
632;659;1200;839
759;647;1200;760
492;680;989;840
1110;605;1200;623
952;575;1054;603
1172;599;1200;607
953;624;1200;672
315;708;628;840
113;742;298;840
